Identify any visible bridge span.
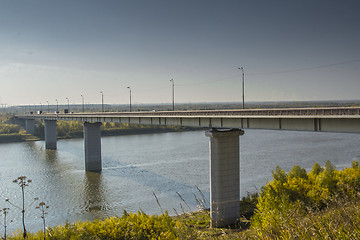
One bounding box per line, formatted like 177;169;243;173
16;106;360;227
18;106;360;132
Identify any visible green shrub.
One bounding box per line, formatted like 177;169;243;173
0;123;20;134
251;161;360;233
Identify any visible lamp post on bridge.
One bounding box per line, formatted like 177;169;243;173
170;79;175;111
238;67;245;109
127;87;132;112
46;101;49;113
81;95;84;113
55;99;58;112
66;97;70;112
100;92;104;112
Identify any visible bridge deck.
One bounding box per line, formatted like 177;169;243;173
16;107;360;133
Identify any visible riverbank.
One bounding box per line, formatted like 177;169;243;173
0;124;206;143
0;133;39;143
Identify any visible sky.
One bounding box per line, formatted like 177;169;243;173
0;0;360;106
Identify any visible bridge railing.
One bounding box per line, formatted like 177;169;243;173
17;107;360;118
129;107;360;117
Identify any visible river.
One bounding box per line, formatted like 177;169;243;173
0;129;359;233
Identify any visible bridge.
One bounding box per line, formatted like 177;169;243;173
16;106;360;227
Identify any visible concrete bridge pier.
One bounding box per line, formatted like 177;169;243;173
25;119;35;135
44;120;57;150
205;128;244;227
14;117;25;128
84;122;102;172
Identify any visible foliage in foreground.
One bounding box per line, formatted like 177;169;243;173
250;197;360;239
8;211;197;240
250;160;360;239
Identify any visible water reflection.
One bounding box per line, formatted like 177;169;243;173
104;163;209;205
45;149;58;164
81;172;109;220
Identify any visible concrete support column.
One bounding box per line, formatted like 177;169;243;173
84;122;102;172
25;119;35;135
205;128;244;227
44;120;57;150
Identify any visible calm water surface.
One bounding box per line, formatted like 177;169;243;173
0;129;359;232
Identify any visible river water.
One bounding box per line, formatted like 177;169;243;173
0;129;360;233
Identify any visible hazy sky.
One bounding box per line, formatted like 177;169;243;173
1;0;359;106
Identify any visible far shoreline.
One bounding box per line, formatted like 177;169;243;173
0;126;207;144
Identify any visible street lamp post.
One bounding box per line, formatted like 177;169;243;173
100;92;104;112
55;99;58;112
238;67;245;109
46;101;49;113
81;95;84;113
66;97;70;112
40;103;42;112
127;87;132;112
170;79;175;111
